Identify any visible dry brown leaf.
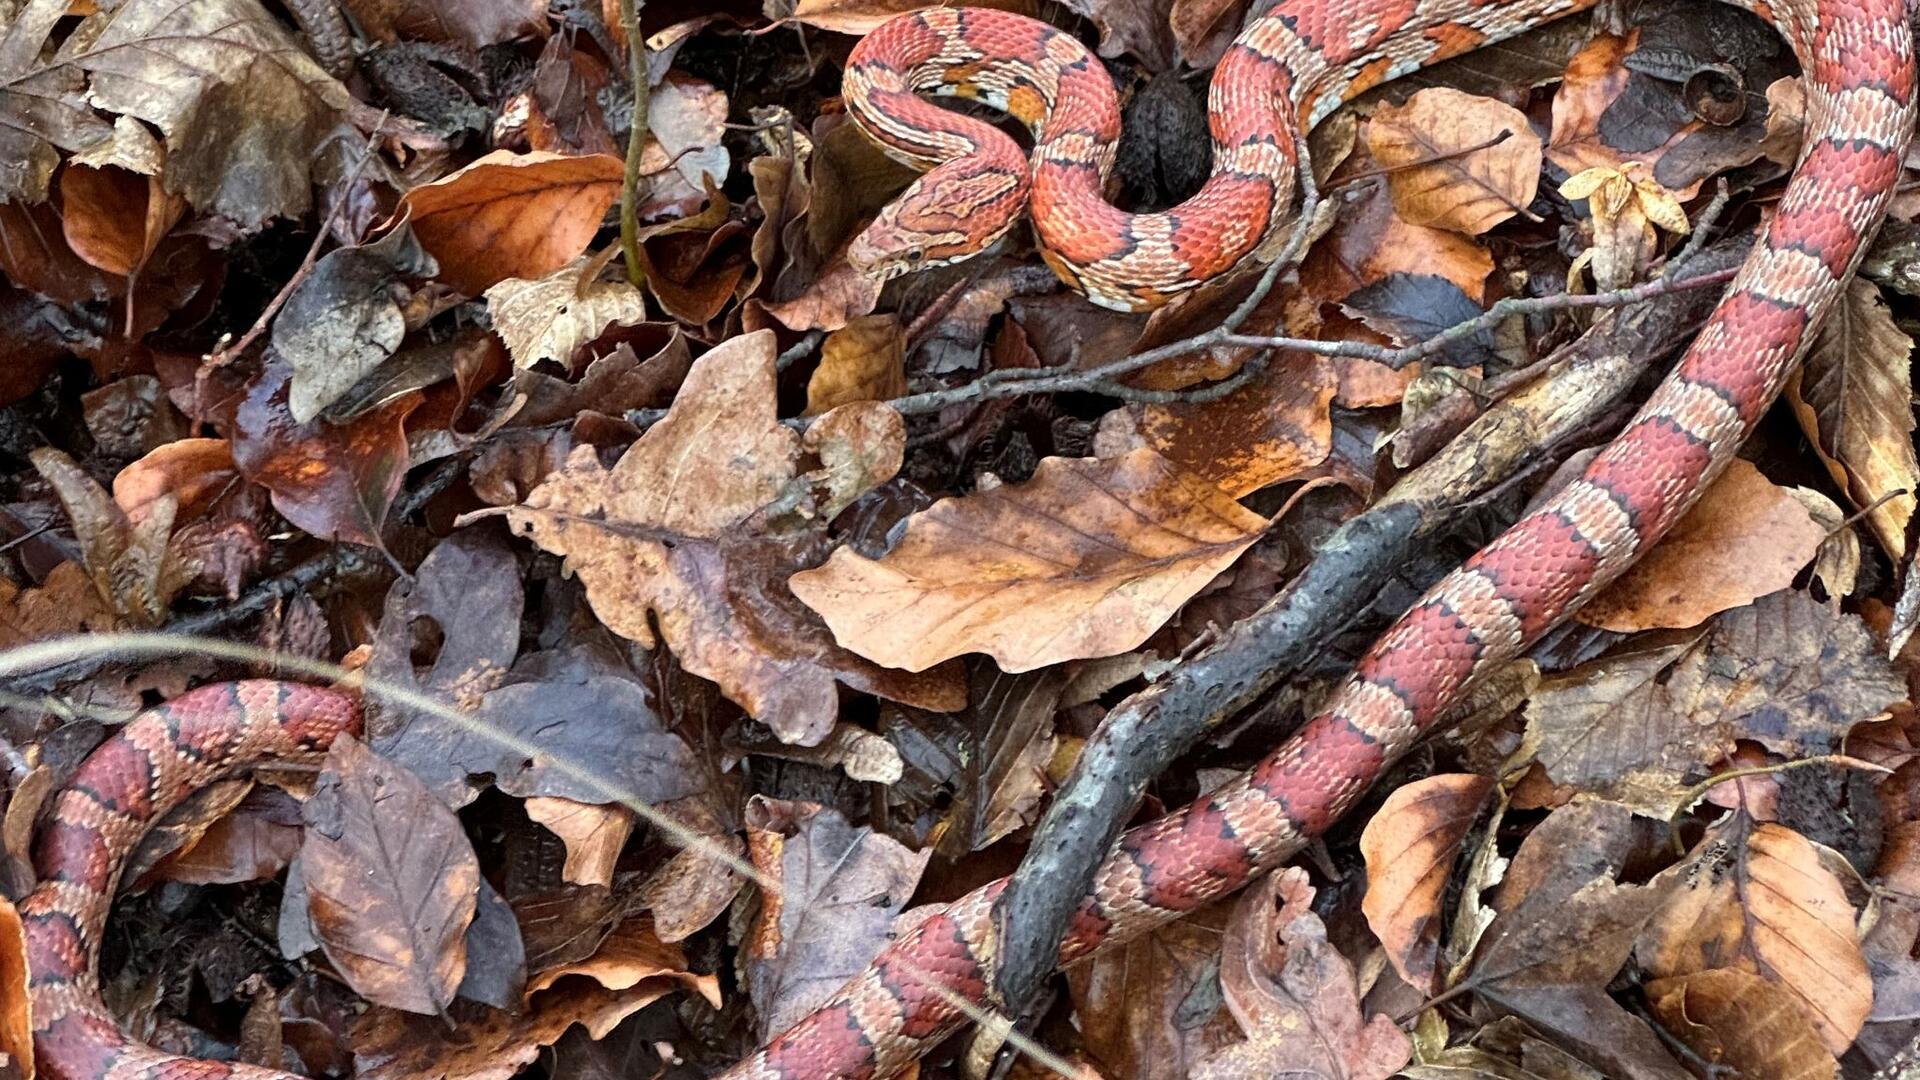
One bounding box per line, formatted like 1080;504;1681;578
525;915;717;1002
1788;277;1918;561
301;735;480;1016
805;314;907;415
400;150;625;295
742;797;930;1039
1647;968;1839;1079
524;797;635;888
1579;459;1826;632
503;330;962;744
1358;774;1495;993
111;437;238;524
1560;162;1690;291
352;980;680;1080
32;445;187;626
59;163;184;277
791;449;1267;672
0;895;29;1079
1098;352;1337;497
0;0;352;224
1456;802;1689;1079
0;561;117;648
1367;88;1543;236
1066;898;1239;1079
486;253;648;369
1193;868;1412;1080
802;400;905;519
1527;590;1904;817
1636;817;1870;1053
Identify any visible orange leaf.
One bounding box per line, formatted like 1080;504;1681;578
1647;968;1839;1079
1367;88;1543;236
1579;459;1826;632
1637;818;1870;1053
1358;773;1495;992
400;150;625;295
791;449;1267;672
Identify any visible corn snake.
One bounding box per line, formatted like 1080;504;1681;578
729;0;1915;1076
15;0;1915;1075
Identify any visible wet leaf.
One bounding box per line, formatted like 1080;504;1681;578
231;361;419;548
1788;277;1918;561
399;150;626;295
742;797;930;1039
791;449;1267;673
1367;88;1543;236
1579;460;1826;632
301;735;481;1015
1359;774;1495;993
1636;816;1870;1053
59;163;185;277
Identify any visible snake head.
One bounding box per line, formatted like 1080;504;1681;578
847;163;1029;283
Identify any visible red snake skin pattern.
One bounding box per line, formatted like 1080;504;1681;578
723;0;1919;1077
23;681;361;1080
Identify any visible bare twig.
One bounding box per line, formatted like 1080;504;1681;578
618;0;650;287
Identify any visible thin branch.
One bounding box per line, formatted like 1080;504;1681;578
618;0;650;287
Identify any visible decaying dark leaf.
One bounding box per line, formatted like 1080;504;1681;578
300;735;481;1015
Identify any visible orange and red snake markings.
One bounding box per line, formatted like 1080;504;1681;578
763;1008;877;1080
33;823;113;890
26;682;361;1080
23;910;87;981
874;914;991;1036
1773;143;1906;274
1122;800;1258;912
1462;515;1604;633
1251;717;1387;830
65;739;156;817
36;1013;124;1079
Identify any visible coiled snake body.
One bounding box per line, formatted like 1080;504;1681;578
17;0;1916;1074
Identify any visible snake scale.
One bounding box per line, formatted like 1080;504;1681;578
17;0;1915;1074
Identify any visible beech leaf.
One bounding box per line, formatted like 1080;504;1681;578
790;449;1267;672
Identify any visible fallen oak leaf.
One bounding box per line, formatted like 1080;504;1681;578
790;448;1267;673
1192;867;1411;1080
499;330;962;744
